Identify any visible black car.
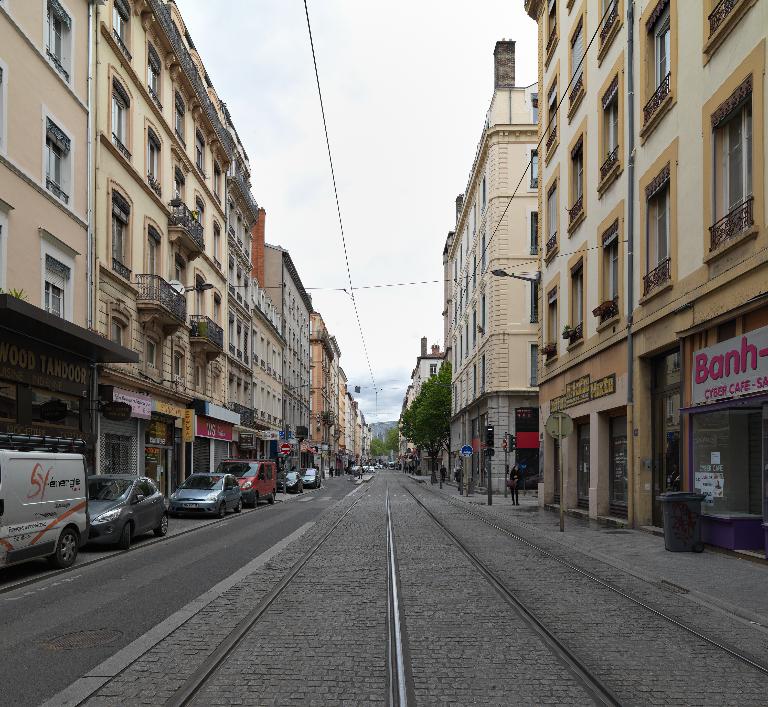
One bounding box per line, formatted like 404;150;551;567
284;471;304;494
301;468;321;489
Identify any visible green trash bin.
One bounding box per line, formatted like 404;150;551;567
657;492;706;552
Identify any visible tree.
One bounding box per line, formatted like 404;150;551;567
399;362;451;472
384;426;400;453
370;437;387;457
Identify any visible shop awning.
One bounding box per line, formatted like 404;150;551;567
680;393;768;414
0;295;138;363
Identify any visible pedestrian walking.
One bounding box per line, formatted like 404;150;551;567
440;465;447;484
508;464;520;505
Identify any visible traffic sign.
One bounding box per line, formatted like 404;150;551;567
280;443;292;455
279;430;286;440
460;444;473;457
545;412;574;439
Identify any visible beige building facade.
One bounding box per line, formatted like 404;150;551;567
527;0;768;552
447;40;539;491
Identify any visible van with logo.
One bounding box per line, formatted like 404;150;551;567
215;459;276;507
0;451;88;570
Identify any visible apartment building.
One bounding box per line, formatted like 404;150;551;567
526;0;768;552
0;0;137;465
447;40;539;492
310;311;335;476
264;243;312;466
337;366;348;467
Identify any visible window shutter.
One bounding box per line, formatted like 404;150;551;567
147;225;161;243
46;118;71;153
114;0;130;21
112;192;131;223
572;26;584;77
45;254;70;290
48;0;72;29
113;79;130;108
148;44;162;74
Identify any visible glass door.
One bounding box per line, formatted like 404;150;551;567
577;423;590;509
651;350;681;526
553;438;561;503
609;416;628;517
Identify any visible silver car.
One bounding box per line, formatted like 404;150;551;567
88;475;168;550
169;473;242;517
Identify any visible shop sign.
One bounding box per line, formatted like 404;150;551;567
39;399;69;422
692;325;768;405
196;415;233;441
113;388;152;419
550;374;616;412
101;401;132;421
153;400;187;418
0;338;90;395
182;410;195;443
146;419;171;446
239;433;256;449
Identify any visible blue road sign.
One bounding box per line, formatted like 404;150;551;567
460;445;473;457
279;430;286;440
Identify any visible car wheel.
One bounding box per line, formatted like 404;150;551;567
267;493;275;505
48;527;79;569
234;499;242;513
217;502;226;518
154;513;169;537
254;493;260;507
117;522;132;551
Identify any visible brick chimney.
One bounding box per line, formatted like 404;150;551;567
420;337;427;356
251;207;266;285
455;194;464;225
494;40;515;89
431;344;440;355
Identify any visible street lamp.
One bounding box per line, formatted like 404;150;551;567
183;282;215;292
490;269;541;283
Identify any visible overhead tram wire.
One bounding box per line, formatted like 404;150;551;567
303;0;377;394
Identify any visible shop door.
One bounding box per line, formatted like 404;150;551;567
577;423;590;509
193;437;210;474
100;417;138;474
651;351;681;526
553;438;561;504
609;416;628;518
213;439;230;470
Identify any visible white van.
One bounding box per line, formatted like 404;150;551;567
0;451;88;570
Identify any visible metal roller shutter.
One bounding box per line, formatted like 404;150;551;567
213;439;230;470
100;417;138;474
193;437;210;474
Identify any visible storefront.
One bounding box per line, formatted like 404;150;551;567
98;386;151;475
683;321;768;553
189;399;239;474
0;295;137;464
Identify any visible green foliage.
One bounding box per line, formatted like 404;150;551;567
399;362;451;467
384;425;400;452
0;288;28;301
370;437;387;457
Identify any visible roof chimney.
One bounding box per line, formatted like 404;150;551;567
431;344;440;355
494;40;515;89
421;337;427;357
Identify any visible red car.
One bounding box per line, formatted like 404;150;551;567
215;460;276;507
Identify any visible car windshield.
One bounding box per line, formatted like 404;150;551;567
286;472;300;481
216;462;256;478
303;470;316;477
88;478;133;501
180;475;222;490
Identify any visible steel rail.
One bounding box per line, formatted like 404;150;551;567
402;484;620;707
385;486;409;707
166;486;371;707
432;484;768;680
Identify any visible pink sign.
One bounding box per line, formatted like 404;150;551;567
195;416;233;441
113;388;152;419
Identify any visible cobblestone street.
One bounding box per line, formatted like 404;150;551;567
32;472;768;706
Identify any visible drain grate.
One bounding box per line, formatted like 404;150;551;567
43;628;123;651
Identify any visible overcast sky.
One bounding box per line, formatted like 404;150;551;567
180;0;537;422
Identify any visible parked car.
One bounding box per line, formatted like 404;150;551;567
301;468;321;489
0;451;88;570
88;475;168;550
284;471;303;493
216;459;276;507
169;474;242;517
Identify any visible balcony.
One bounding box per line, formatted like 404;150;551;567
112;28;132;61
643;72;671;126
190;315;224;361
599;1;619;48
136;274;187;335
568;74;584;112
567;195;584;229
542;343;558;360
168;200;204;260
709;0;738;36
593;297;619;324
229;343;236;356
709;196;754;253
563;322;583;345
148;85;162;112
147;173;161;198
227;172;260;222
112;258;131;280
600;146;619;184
112;133;131;161
545;232;557;259
545;125;557;155
228;402;255;429
642;257;671;297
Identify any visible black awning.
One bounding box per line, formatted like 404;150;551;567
0;295;138;364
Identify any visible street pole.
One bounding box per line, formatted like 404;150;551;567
559;415;565;532
487;452;492;506
504;443;508;498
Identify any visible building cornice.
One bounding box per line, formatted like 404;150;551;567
524;0;543;20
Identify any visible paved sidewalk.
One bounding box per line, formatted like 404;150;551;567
418;477;768;626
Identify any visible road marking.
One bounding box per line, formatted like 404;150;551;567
40;522;315;707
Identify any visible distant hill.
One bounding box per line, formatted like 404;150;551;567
371;421;397;441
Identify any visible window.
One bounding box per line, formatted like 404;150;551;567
195;130;205;174
174;253;185;283
530;281;539;323
547;288;558;344
571;263;584;331
571;139;583;205
111;319;125;345
531;150;539;188
603;223;619;304
213;294;221;323
481;231;486;272
472;255;476;291
147;43;161;105
571;19;584;81
195;197;205;229
603;82;619;162
653;5;670;89
0;65;5;154
145;338;157;369
174;92;185;142
174;166;184;201
113;0;130;49
472;308;477;348
473;364;477;398
547;83;558;141
481;354;486;391
429;364;437;377
465;323;469;359
173;353;184;380
111;191;130;272
714;97;752;221
44;255;69;318
111;80;130;154
530;345;538;386
532;92;539;123
46;0;71;81
146;226;160;274
214;162;222;200
45;118;70;204
530;212;539;254
647;170;670;270
481;175;487;211
547;182;558;243
548;0;557;35
147;129;160;192
213;223;221;265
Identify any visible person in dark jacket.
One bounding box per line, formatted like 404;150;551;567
508;464;521;505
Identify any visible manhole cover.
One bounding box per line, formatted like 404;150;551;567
43;628;123;650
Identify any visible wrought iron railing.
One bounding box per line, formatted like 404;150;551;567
709;196;754;252
147;173;161;198
546;232;557;257
46;49;69;81
227;172;259;221
112;28;132;61
600;146;619;182
46;178;69;204
546;24;558;56
112;133;131;160
709;0;737;36
237;348;243;360
568;195;584;226
190;315;224;349
642;257;671;296
135;274;186;321
228;343;236;355
600;1;619;45
148;85;162;111
227;402;255;428
168;201;204;249
593;297;619;324
567;321;583;344
569;74;584;109
113;258;132;280
643;72;670;125
545;124;557;153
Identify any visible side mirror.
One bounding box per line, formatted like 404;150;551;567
132;493;145;504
